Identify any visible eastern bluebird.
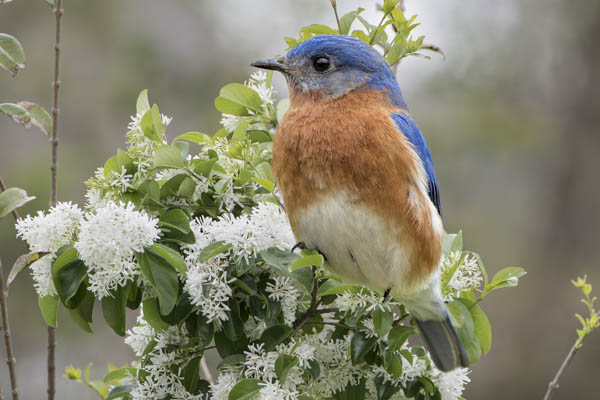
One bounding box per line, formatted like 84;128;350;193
252;35;469;371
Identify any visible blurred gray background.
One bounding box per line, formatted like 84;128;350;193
1;0;599;398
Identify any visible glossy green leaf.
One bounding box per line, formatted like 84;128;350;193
469;303;492;355
489;267;526;289
375;373;401;400
103;367;136;383
148;243;187;274
228;379;263;400
105;384;136;400
20;101;52;135
173;131;212;145
350;331;377;364
260;324;293;351
289;253;323;271
142;298;169;331
339;8;364;35
387;325;415;351
140;106;161;142
182;356;201;393
158;208;191;234
215;83;263;116
0;187;34;218
232;119;251;142
198;241;232;263
7;252;46;286
102;284;130;336
0;103;29;126
259;248;299;274
371;308;393;337
275;354;298;384
300;24;339;35
137;251;179;315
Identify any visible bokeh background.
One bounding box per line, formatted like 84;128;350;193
1;0;599;398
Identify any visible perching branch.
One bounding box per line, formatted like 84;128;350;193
543;341;579;400
0;258;20;400
48;1;64;399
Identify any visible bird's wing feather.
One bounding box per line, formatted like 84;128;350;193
391;113;441;215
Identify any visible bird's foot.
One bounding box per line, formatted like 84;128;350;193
383;288;391;302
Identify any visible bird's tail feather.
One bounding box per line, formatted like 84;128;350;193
414;313;469;372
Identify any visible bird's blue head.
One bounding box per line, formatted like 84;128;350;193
252;35;406;108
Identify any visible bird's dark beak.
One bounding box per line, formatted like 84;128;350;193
250;57;288;72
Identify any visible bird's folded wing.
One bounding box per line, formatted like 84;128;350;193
391;113;442;215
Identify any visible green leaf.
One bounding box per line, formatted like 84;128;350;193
275;354;298;384
387;325;415;351
138;179;161;206
19;101;52;135
319;283;363;297
0;187;34;218
371;308;393;337
154;145;184;169
253;177;274;193
52;257;88;309
217;354;246;371
173;131;212;145
102;284;130;336
375;373;401;400
260;324;293;351
0;33;26;76
0;103;30;127
350;331;377;364
228;379;263;400
68;303;94;333
339;9;364;35
159;208;191;234
289;253;323;271
223;299;244;341
103;367;136;383
215;83;263;116
182;356;201;393
7;252;46;286
300;24;339;35
148;243;187;274
468;302;492;355
136;89;150;115
247;130;272;143
259;248;299;274
38;295;59;327
489;267;526;290
232;119;251;142
105;384;136;400
198;241;232;263
276;98;289;122
442;231;463;255
142;298;170;331
351;30;370;43
137;251;179;315
193;158;218;177
140;105;163;142
448;300;480;364
332;378;366;400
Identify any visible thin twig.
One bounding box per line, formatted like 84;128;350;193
200;358;214;385
543;341;580;400
304;321;357;331
0;177;20;221
329;0;342;33
47;1;64;399
0;258;20;400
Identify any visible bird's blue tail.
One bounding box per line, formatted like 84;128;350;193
414;313;469;372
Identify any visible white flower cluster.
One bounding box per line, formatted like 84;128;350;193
182;202;295;325
266;276;299;325
75;201;160;298
441;251;483;301
15;202;83;296
126;307;207;400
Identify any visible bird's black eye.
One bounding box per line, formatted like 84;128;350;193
313;56;331;72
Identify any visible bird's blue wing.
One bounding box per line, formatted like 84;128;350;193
391;113;441;215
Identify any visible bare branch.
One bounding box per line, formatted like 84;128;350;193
0;258;20;400
543;340;580;400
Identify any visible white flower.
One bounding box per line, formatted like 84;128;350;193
109;165;134;193
266;276;299;325
258;381;298;400
15;202;83;296
75;201;160;298
442;251;483;301
334;288;395;314
243;343;278;381
15;201;83;253
184;259;233;325
125;308;156;356
433;368;470;400
247;71;275;107
211;372;240;400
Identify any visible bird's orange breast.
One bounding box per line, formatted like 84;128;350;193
272;89;442;283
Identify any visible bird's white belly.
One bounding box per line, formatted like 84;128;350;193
294;191;412;294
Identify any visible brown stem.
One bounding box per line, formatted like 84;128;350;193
0;259;20;400
330;0;342;33
0;178;20;221
47;1;64;399
543;340;580;400
304;321;356;331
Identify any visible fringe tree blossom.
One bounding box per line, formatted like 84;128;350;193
15;201;83;296
75;201;160;298
441;251;484;301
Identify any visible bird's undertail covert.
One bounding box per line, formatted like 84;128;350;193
414;314;470;372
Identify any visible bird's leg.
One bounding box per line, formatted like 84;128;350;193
292;242;328;261
291;241;308;253
383;288;391;302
